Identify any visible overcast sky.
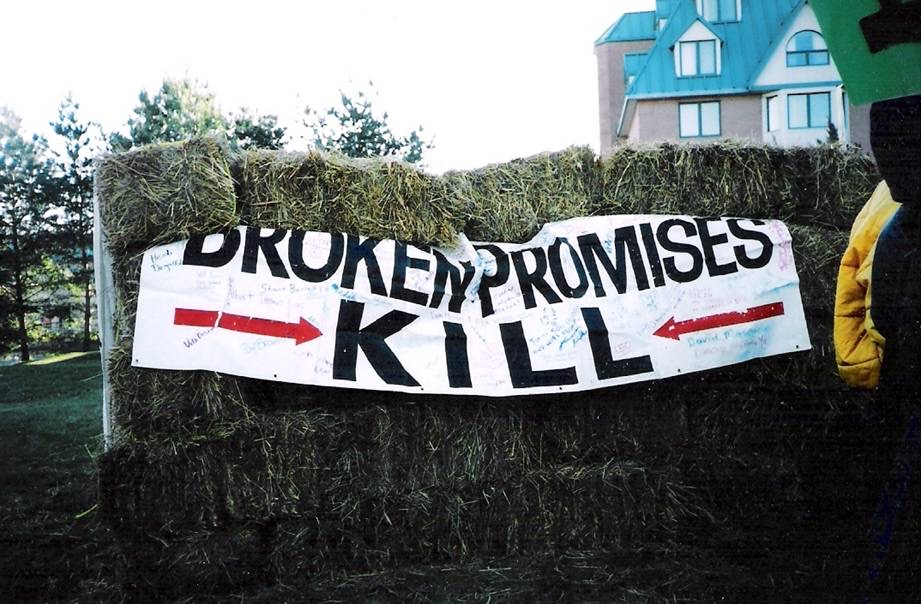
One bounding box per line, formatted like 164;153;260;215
2;1;651;172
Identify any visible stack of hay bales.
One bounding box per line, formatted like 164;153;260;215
95;138;881;598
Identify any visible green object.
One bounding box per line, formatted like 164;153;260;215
305;88;433;165
110;78;287;152
811;0;921;105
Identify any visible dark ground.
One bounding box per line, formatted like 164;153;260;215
0;352;115;602
0;352;908;602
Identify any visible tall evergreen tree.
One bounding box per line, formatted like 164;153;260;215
110;78;230;150
0;109;56;361
231;109;287;151
50;95;101;351
304;87;432;164
111;78;290;151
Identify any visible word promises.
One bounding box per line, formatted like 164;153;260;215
132;215;811;396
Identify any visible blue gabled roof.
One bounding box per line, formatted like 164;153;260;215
627;0;802;98
656;0;681;20
594;11;656;45
745;0;818;87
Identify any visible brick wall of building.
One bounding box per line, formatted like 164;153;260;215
595;40;654;155
629;95;762;142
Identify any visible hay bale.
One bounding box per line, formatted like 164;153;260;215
99;397;702;547
99;356;873;593
599;142;779;217
104;522;273;597
787;143;880;226
95;140;885;599
106;341;251;437
235;150;462;246
446;146;600;242
789;224;850;313
108;252;143;340
598;142;877;226
95;137;238;253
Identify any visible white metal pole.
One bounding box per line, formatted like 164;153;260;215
92;186;116;449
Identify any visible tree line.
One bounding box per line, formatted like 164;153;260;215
0;78;431;362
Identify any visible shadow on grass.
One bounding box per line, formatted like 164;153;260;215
0;352;117;602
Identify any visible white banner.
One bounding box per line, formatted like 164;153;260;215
132;215;811;396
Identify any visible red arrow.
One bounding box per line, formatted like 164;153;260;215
173;308;322;345
653;302;785;341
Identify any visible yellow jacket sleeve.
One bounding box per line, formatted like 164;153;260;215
834;181;900;389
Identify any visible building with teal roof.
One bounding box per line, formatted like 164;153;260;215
594;0;871;153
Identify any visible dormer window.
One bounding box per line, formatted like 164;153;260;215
786;31;829;67
679;40;717;76
696;0;739;22
673;19;722;77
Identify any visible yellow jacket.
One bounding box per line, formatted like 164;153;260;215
834;181;901;389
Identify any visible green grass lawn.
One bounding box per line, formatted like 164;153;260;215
0;352;112;602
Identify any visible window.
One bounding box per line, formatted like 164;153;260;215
788;92;831;129
680;101;720;137
698;0;738;22
766;96;780;132
679;40;717;76
786;31;829;67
